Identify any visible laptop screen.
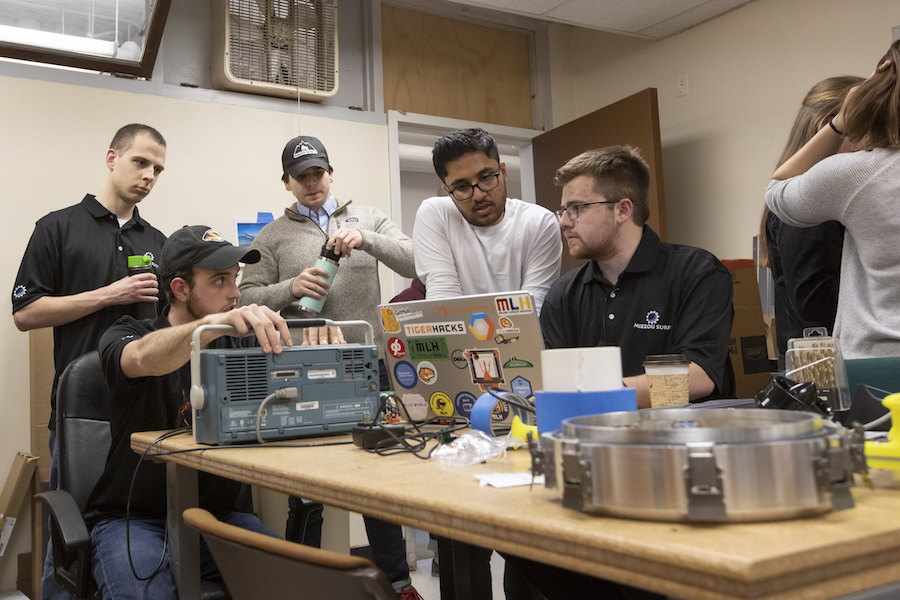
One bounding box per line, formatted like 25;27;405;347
379;291;543;425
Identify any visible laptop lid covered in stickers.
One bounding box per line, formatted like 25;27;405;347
378;291;543;428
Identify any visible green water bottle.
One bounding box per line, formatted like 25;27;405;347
127;254;157;320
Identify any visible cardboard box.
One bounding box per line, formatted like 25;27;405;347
0;453;39;558
721;260;775;399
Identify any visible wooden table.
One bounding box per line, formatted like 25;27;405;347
132;430;900;600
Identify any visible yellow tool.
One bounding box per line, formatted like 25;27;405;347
510;415;539;449
864;393;900;470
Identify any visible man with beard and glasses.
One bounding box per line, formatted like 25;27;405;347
412;129;562;599
413;128;562;313
499;146;734;600
84;226;287;599
540;145;735;408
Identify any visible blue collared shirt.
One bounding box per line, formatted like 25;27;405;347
296;195;338;231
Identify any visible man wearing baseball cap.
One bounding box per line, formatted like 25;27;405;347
240;135;416;344
239;136;421;599
83;226;290;598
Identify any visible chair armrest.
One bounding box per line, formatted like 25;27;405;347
35;490;94;598
35;490;91;551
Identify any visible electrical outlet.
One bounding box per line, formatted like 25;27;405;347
675;72;688;98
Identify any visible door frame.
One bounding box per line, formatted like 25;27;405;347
387;110;543;292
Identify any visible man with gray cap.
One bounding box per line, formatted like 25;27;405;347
84;226;289;598
240;135;416;341
238;136;421;599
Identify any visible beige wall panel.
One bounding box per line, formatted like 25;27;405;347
382;4;533;129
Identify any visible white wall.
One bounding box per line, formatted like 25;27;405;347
549;0;900;260
0;73;393;592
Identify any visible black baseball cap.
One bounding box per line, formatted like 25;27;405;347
282;135;330;180
160;226;260;282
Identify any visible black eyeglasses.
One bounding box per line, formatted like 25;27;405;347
447;171;501;201
555;200;619;221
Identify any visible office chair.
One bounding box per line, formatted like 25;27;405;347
34;351;111;599
183;508;400;600
35;352;227;599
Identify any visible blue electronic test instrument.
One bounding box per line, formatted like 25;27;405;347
189;319;380;445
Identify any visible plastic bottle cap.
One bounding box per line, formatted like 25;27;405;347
320;243;342;262
128;254;153;268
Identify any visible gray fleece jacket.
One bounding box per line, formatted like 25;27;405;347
238;199;416;350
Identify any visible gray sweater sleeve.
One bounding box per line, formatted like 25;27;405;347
357;208;417;278
765;152;871;228
237;231;297;311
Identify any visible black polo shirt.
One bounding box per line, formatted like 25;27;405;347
85;312;251;526
540;226;735;399
12;194;167;428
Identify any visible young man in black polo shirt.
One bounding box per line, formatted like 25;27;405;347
540;145;735;407
86;225;289;598
503;147;733;600
12;123;168;600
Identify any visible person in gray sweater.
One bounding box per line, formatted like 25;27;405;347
239;135;416;347
237;135;422;599
766;41;900;359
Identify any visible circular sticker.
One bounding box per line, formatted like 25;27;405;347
387;337;407;359
417;361;437;385
393;361;417;389
401;393;428;421
450;349;468;370
429;392;454;417
454;391;478;419
490;399;510;422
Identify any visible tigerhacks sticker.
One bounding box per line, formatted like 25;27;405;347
404;322;466;337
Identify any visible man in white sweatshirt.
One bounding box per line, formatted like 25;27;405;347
413;128;562;314
412;128;562;599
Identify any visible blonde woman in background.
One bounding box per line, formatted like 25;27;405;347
760;75;863;369
766;40;899;359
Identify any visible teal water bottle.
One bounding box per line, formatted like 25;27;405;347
297;243;342;313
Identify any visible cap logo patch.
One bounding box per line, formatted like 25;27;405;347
201;229;226;242
293;141;318;159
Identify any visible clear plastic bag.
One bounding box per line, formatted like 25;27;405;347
431;430;508;467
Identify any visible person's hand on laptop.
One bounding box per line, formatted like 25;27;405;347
302;325;346;346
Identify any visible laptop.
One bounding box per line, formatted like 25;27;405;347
379;291;544;429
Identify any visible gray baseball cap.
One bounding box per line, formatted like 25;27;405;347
282;135;330;180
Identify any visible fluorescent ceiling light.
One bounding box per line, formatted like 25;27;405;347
0;23;115;57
